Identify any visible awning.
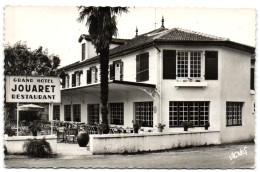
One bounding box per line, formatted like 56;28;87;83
61;80;157;102
19;104;45;111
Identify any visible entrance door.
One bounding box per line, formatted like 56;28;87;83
88;104;100;125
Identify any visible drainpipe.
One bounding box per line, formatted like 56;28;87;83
153;43;162;124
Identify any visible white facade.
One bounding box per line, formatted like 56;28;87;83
57;28;255;143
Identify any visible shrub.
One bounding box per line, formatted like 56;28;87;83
4;125;15;136
23;138;52;157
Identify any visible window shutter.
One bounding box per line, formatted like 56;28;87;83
136;55;140;81
110;64;115;80
120;61;124;81
205;51;218;80
72;73;76;87
140;53;149;81
163;50;176;79
87;70;91;84
82;43;85;61
250;68;255;90
95;67;98;83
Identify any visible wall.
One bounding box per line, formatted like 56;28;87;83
220;47;254;143
4;135;57;154
90;131;221;154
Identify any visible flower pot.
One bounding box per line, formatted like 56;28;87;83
184;127;188;131
158;128;163;132
32;131;38;136
205;127;209;130
134;128;139;133
77;131;89;147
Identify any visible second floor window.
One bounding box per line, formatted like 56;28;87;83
87;67;97;84
177;51;202;79
163;50;218;80
136;52;149;82
110;60;124;81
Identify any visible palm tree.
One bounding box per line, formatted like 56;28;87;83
77;6;128;133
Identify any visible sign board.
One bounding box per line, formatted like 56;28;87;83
6;76;61;103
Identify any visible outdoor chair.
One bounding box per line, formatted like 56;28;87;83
57;127;66;142
65;128;78;143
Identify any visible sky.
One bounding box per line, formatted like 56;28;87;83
5;6;256;67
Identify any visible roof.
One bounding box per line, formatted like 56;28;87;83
79;34;128;45
58;27;255;71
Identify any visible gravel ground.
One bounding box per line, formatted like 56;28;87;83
4;142;254;169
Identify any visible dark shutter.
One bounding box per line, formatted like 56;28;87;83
136;55;141;81
87;70;91;84
250;68;255;90
205;51;218;80
95;67;98;83
110;64;115;80
82;43;85;61
72;73;76;87
140;53;149;81
163;50;176;79
120;61;124;81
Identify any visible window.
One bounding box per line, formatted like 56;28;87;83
76;71;83;86
177;51;202;79
53;105;60;120
82;43;86;61
136;52;149;82
73;104;81;122
110;60;124;81
72;73;76;87
169;101;209;127
110;103;124;125
88;104;99;125
135;102;153;127
64;105;71;121
226;102;243;126
87;67;97;84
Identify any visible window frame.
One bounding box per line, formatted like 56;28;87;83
109;103;124;125
134;101;153;127
176;51;203;80
226;102;243;126
53;105;60;120
169;101;210;127
64;105;71;121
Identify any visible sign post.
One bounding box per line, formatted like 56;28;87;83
16;102;19;136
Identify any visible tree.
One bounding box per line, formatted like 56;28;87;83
4;41;61;124
77;7;128;133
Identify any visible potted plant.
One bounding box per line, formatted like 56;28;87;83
156;123;166;132
182;121;193;131
28;122;42;136
204;122;210;130
132;120;141;133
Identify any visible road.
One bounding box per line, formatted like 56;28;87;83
4;142;254;169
